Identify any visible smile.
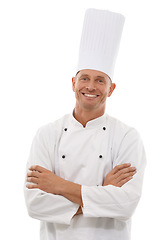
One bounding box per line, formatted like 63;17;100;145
82;93;99;98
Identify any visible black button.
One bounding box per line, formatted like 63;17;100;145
64;128;67;131
62;155;65;159
99;155;103;158
103;127;106;130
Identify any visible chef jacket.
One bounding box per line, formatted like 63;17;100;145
24;113;146;240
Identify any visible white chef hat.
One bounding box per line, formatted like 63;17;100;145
76;8;125;80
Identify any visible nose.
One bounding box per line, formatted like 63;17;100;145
86;80;96;91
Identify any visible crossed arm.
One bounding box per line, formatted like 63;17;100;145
26;163;136;213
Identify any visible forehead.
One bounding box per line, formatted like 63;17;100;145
77;69;110;80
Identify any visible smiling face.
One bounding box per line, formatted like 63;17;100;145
72;69;116;114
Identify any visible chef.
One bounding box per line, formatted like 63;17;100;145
24;8;146;240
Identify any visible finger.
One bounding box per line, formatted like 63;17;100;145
26;183;38;189
27;171;40;178
117;170;136;182
27;176;39;184
112;163;131;174
115;166;136;178
29;165;45;173
118;176;133;187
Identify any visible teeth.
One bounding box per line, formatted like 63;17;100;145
84;94;97;98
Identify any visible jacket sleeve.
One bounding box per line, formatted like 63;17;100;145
81;128;146;221
24;124;79;225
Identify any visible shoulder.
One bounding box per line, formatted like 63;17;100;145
107;114;139;137
106;114;142;149
34;114;70;144
106;115;146;169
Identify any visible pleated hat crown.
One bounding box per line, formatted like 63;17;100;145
76;8;125;80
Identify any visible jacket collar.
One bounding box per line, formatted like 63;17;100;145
70;112;107;129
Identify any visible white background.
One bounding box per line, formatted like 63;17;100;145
0;0;159;239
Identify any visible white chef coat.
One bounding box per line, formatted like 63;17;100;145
24;113;146;240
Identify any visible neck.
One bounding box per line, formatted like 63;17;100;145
73;105;105;127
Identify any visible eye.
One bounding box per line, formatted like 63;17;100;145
80;77;88;81
97;79;104;84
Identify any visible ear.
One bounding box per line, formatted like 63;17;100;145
108;83;116;97
72;77;76;92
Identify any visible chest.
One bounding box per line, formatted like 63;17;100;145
55;125;113;186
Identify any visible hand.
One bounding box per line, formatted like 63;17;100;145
26;165;83;206
74;206;83;216
26;165;64;194
103;163;136;187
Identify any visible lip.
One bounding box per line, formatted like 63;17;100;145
82;92;99;98
81;92;100;99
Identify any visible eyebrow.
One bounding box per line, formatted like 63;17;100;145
79;74;105;79
97;76;105;79
79;74;90;78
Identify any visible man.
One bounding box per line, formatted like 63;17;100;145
24;9;146;240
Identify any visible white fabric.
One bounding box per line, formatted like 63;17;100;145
24;113;146;240
76;9;125;80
